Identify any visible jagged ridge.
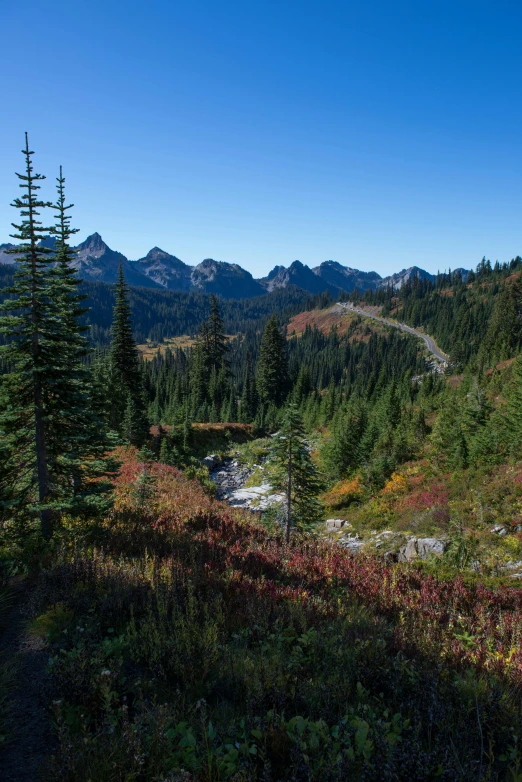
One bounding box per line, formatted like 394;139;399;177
0;232;468;299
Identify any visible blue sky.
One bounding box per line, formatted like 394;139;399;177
1;0;521;277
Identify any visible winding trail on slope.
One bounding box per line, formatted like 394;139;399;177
336;302;449;364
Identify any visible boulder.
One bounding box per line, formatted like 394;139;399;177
202;454;221;470
417;538;447;557
325;519;348;530
342;539;364;553
398;537;448;562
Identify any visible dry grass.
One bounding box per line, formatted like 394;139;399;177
138;334;237;360
287;306;386;340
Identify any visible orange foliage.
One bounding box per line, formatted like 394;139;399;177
381;472;408;497
322;475;363;508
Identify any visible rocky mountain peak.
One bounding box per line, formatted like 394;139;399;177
137;246;187;266
265;265;285;281
144;247;169;259
77;232;108;256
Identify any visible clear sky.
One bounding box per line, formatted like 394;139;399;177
1;0;521;278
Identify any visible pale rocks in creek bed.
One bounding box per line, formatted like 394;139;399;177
208;455;285;511
202;454;221;470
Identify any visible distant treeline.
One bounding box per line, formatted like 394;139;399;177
0;263;330;345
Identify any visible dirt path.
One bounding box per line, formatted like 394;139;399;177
0;580;54;781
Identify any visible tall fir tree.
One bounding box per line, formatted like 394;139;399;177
239;351;258;423
504;355;522;458
269;403;323;542
0;134;54;536
109;264;148;446
257;314;289;407
321;402;368;480
207;294;229;373
46;167;114;511
190;296;230;420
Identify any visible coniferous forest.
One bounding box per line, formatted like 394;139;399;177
4;138;522;781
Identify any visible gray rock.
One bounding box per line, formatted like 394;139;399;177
399;539;419;561
490;525;506;535
202;454;221;469
341;537;364;553
417;538;447;557
500;560;522;571
398;537;448;562
325;519;348;530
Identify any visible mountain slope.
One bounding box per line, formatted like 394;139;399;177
0;243;16;265
260;260;334;294
313;260;382;292
73;233;160;288
191;258;266;298
377;265;436;290
133;247;192;290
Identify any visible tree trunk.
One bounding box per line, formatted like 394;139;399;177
286;445;292;544
34;383;53;539
30;238;52;539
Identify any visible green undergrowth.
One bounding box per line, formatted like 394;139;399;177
190;424;257;459
5;449;522;780
34;551;521;781
232;437;272;468
321;449;522;577
0;585;15;748
12;450;520;781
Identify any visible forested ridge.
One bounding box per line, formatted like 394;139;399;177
4;139;522;780
354;256;522;368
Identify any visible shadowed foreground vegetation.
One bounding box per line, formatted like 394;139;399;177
4;448;520;781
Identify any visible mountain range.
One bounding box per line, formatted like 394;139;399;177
0;232;468;299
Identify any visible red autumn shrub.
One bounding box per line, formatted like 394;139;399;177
106;448;522;688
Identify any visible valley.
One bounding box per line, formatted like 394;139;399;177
3;3;522;778
3;151;522;782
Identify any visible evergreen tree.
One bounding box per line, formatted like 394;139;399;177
189;296;230;420
321;402;368;480
257;315;289;407
159;435;171;465
207;294;229;372
504;355;522;458
109;264;148;445
269;403;323;542
239;351;258;422
0;134;54;536
484;275;522;363
190;338;208;419
46;167;114;512
430;394;468;468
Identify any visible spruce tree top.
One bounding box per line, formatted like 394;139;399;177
4;133;53;311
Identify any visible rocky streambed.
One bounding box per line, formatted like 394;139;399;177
204;454;284;511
